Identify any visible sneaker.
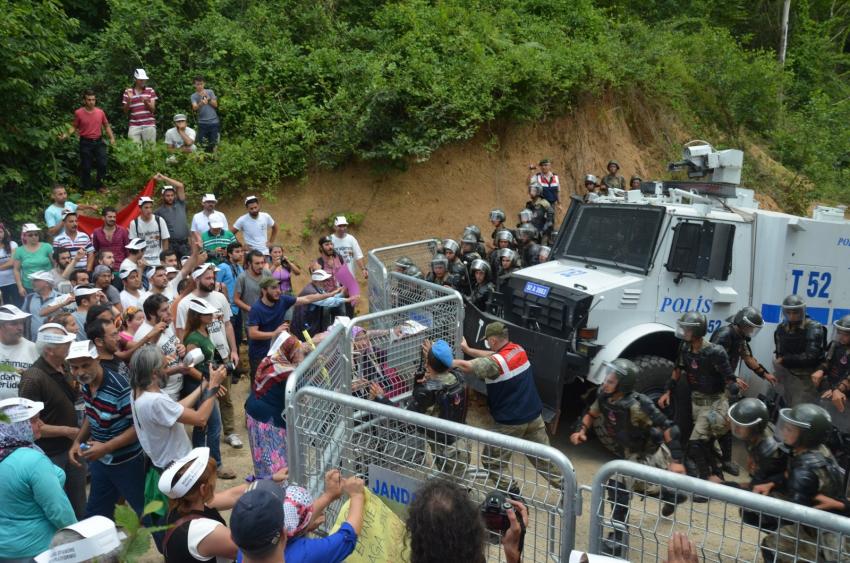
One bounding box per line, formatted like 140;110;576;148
225;434;243;448
217;468;237;480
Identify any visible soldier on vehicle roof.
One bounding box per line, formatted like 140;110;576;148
812;314;850;433
629;175;642;190
711;306;778;475
583;174;603;202
525;185;555;246
571;358;687;557
659;312;745;484
774;294;827;407
602;160;625;192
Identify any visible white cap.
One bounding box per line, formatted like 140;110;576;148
118;267;137;280
191;262;218;279
244;195;258;205
133;68;149;80
21;223;41;233
66;340;98;361
202;193;217;203
311;269;332;282
73;285;101;298
159;447;211;499
61;208;77;219
36;323;76;345
161;184;176;193
34;516;123;563
187;297;218;315
138;196;154;206
208;218;224;229
165;266;179;275
29;271;55;284
0;304;31;322
334;216;348;227
0;397;44;423
125;238;147;250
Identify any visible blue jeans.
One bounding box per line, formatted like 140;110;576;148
197;122;220;152
192;401;222;467
85;453;146;518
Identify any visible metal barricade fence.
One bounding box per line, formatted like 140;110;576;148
588;460;850;562
289;387;578;562
367;239;441;312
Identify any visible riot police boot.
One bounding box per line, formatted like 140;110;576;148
601;528;628;558
718;433;740;476
688;441;713;503
660;488;685;517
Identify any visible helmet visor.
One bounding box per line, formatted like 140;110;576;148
777;407;808;448
727;404;763;439
833;320;850;342
782;304;805;321
675;321;700;340
739;317;762;339
601;360;629;379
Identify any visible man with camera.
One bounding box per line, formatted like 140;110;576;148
191;75;220;151
454;321;562;496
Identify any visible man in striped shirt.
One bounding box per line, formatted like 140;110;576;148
67;337;145;518
201;218;237;265
53;210;94;271
122;68;158;144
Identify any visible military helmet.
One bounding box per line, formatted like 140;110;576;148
584;174;598;185
442;239;460;255
607;160;620;170
732;306;764;338
495;230;515;244
489;209;506;223
602;358;639;394
630;175;642;184
833;314;850;334
781;294;806;316
460;232;478;246
728;398;769;437
676;312;707;339
406;265;424;280
517;223;537;241
518;209;534;223
463;225;482;242
470;259;491;277
778;403;832;448
538;245;551;260
430;254;448;270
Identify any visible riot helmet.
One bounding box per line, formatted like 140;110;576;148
584;174;598;186
393;256;414;273
460;233;479;253
676;312;707;341
601;358;639;395
470;259;491;280
463;225;483;242
781;294;806;324
538;245;551;262
516;223;537;242
495;230;515;246
777;403;832;449
833;314;850;344
728;398;769;439
732;306;764;339
489;209;506;223
525;243;541;266
406;265;424;280
518;209;534;224
442;239;460;257
528;184;541;198
430;254;449;272
497;248;517;269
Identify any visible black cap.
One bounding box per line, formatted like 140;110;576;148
230;480;286;556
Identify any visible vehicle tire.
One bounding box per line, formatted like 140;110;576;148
592;355;675;456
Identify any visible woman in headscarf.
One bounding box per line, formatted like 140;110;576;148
350;325;404;399
0;398;76;560
245;331;309;479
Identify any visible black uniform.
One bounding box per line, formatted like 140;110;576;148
468;280;495;311
711;324;752;372
819;341;850;391
425;271;459;289
526;199;554;244
774;317;827;407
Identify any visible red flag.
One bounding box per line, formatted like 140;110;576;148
77;178;156;235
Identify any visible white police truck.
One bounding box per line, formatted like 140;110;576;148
462;141;849;446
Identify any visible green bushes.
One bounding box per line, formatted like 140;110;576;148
2;0;848;227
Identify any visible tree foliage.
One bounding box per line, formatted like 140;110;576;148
1;0;848;225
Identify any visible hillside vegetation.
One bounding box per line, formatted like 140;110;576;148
3;0;849;222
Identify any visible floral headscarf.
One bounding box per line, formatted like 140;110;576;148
254;335;302;399
0;410;40;464
283;485;315;538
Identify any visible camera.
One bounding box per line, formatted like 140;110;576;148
480;491;514;533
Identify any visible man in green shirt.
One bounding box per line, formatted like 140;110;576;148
201;218;236;265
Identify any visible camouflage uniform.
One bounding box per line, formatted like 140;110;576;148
526;198;554;245
602;173;625;192
816;340;850;432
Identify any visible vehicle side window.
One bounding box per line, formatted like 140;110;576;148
666;220;735;280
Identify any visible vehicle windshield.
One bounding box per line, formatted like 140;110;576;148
556;203;665;273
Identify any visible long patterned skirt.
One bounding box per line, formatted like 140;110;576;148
246;413;288;479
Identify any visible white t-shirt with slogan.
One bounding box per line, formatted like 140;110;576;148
330;233;364;276
129;215;170;266
176;291;232;359
0;339;38;400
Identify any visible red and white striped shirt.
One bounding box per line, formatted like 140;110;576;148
122;86;158;127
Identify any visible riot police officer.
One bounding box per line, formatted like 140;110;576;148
711;306;777;475
468;259;495;311
426;254;459;289
571;359;686;556
515;223;538;265
459;232;482;265
774;295;827;407
441;239;468;287
489;230;514;273
812;314;850;432
538;245;551;263
393;256;414;274
727;398;787;490
761;403;848;562
525;185;554;245
462;225;487;257
488;209;509;249
659;312;740;482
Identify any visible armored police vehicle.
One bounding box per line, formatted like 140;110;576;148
462;142;849;446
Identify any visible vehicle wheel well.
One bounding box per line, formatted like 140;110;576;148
621;331;678;362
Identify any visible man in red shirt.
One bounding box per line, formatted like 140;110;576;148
62;90;115;191
122;68;158;144
91;207;130;272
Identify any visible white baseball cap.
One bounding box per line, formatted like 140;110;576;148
73;285;101;298
119;267;138;280
187;297;218;315
66;340;98;361
36;323;76;344
191;262;218;279
0;397;44;423
21;223;41;233
29;271;54;284
209;218;224;229
138;196;154;206
311;270;332;282
161;184;176;193
165;266;179;275
125;238;147;250
133;68;149;80
202;193;217;203
0;304;31;322
244;195;258;205
334;216;348;227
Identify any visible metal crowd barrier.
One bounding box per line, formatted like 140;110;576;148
367;239;441;312
289;387;578;562
588;460;850;562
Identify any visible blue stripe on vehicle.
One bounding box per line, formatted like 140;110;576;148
833;309;850;323
762;304;836;324
808;307;830;324
761;304;781;323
